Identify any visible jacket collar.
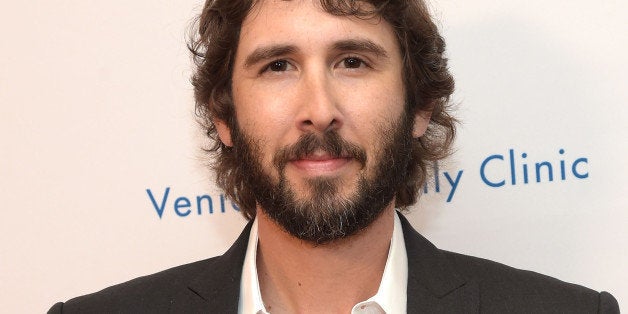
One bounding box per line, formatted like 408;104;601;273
170;221;252;314
172;212;478;313
399;213;479;313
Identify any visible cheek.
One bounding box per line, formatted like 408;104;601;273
232;85;296;171
346;84;405;141
350;75;405;113
233;82;293;137
358;97;406;167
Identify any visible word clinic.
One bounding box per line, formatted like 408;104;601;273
146;187;240;219
480;149;589;187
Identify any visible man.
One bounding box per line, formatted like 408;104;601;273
49;0;619;313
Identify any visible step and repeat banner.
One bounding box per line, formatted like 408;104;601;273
1;1;626;312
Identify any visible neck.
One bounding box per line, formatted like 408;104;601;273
255;206;395;314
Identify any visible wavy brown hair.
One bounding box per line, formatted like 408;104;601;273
189;0;456;220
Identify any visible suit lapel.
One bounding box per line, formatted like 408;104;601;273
399;213;479;313
168;215;479;313
170;221;253;314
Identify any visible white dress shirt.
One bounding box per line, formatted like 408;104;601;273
238;213;408;314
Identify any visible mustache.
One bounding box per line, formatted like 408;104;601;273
273;131;367;169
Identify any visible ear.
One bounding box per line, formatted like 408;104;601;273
214;119;233;147
412;109;432;138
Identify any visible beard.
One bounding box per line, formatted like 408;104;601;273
231;112;414;244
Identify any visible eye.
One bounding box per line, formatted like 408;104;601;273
341;57;366;69
264;59;290;72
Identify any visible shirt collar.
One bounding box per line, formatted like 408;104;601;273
238;218;266;314
238;213;408;314
358;212;408;313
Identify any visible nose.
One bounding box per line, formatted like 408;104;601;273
295;69;343;133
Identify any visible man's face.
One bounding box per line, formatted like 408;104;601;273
217;0;429;242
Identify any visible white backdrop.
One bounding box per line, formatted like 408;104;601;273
1;1;626;313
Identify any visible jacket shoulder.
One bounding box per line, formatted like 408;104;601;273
48;257;221;314
440;250;619;313
49;221;253;314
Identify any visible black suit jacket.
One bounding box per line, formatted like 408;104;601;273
49;214;619;313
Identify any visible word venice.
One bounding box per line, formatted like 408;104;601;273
147;148;589;218
146;187;240;219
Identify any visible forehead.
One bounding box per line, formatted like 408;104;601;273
236;0;400;58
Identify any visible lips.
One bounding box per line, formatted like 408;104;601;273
292;148;350;161
272;132;367;171
289;155;352;173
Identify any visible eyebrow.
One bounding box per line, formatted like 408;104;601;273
332;39;389;59
244;45;298;68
